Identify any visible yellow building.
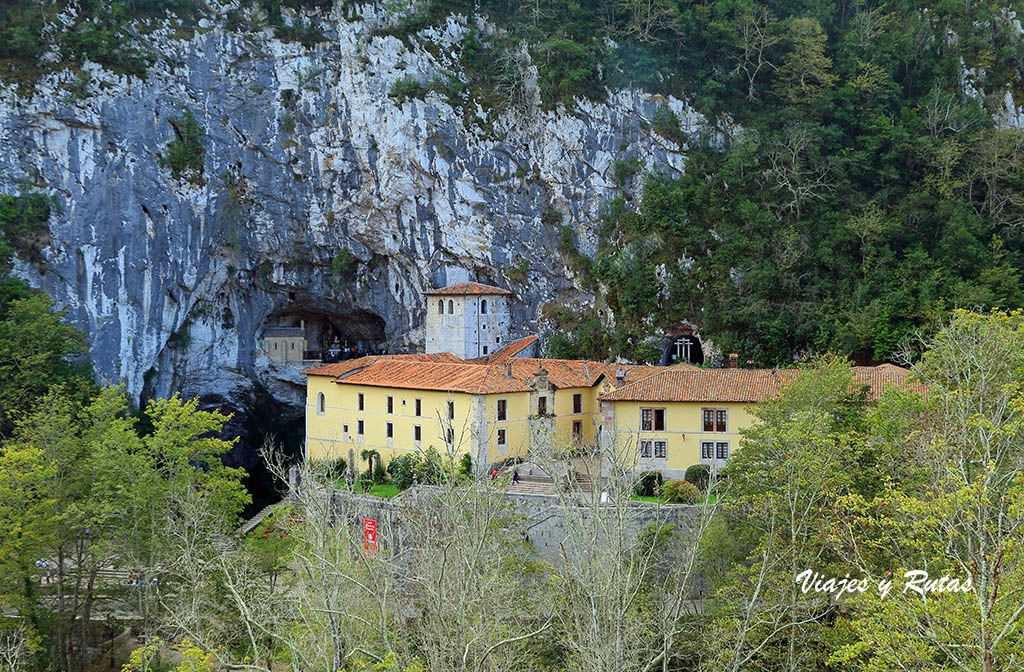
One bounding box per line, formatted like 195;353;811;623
302;336;664;473
598;363;913;478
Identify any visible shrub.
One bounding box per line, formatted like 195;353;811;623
652;105;688;146
684;464;711;492
389;76;428;103
159;108;205;184
372;457;387;485
325;457;347;480
387;454;417;490
331;249;358;277
387;448;447;490
458;453;472;477
358;470;374;491
661;479;700;504
633;471;663;497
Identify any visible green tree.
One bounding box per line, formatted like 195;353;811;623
0;295;94;438
772;17;835;105
832;309;1024;672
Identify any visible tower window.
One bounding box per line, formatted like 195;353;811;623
448;401;455;419
438;299;444;314
481;298;488;314
316;392;325;415
448;299;454;313
483;346;489;355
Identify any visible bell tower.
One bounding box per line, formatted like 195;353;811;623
424;282;513;359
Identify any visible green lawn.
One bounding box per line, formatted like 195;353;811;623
360;483;400;498
334;480;401;498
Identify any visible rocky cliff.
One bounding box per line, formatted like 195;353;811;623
0;2;700;413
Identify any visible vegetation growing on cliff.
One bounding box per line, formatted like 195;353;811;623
160;108;207;184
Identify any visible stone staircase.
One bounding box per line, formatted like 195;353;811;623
501;471;597;497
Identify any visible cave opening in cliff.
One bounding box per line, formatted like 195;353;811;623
659;321;705;366
262;305;387;363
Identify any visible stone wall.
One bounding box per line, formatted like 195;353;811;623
327;486;702;564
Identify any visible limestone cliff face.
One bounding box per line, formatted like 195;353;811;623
0;3;700;411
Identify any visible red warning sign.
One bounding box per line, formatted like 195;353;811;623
363;517;377;555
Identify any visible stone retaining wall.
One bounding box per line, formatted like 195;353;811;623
326;487;702;563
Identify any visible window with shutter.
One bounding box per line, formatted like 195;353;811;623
701;441;714;459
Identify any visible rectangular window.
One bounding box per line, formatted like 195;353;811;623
702;409;714;432
716;409;727;432
357;420;364;435
497;399;507;421
446;427;454;444
343;424;348;434
358;393;365;411
701;441;714;460
639;440;652;458
654;440;667;458
483;345;488;355
573;393;582;414
386;422;393;438
448;401;455;420
716;441;729;460
497;428;506;445
641;408;653;431
387;396;393;414
573;420;582;441
415;398;421;416
414;425;421;442
654;408;665;431
537;396;547;416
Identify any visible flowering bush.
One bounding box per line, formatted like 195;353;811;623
661;479;700;504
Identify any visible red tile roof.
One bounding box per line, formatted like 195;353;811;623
599;364;916;403
335;360;533;394
424;282;513;296
301;353;463;377
466;335;539;364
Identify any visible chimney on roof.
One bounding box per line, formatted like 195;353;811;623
505;361;513;377
729;353;739;369
615;368;627;386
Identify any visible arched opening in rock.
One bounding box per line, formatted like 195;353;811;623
659;321;705;366
261;306;387;364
